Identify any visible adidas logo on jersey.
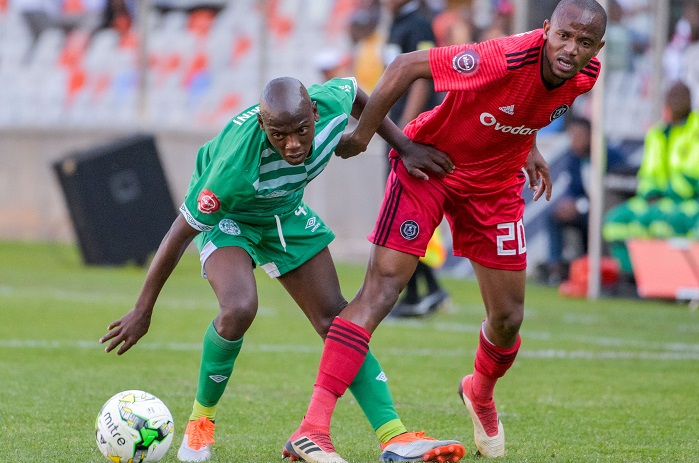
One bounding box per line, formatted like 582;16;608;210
499;104;515;115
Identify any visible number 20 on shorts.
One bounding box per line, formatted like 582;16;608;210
496;219;526;256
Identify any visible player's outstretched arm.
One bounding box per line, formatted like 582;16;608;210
100;214;200;355
524;138;552;201
346;50;434;153
336;73;453;179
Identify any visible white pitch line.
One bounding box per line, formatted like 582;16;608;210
1;339;698;360
429;322;699;352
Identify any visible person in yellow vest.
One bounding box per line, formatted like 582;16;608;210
603;81;699;275
349;7;385;94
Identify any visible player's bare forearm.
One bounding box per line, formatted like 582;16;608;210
351;50;433;147
100;214;199;354
339;88;413;158
134;215;198;311
341;69;453;179
398;79;431;128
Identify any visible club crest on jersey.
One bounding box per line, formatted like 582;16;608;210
452;49;479;74
400;220;420;240
219;219;241;235
197;189;220;214
550;104;569;121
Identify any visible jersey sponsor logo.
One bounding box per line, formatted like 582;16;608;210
452;49;479;74
219;219;241;235
550;104;569;121
400;220;420;240
479;112;538;135
499;104;515;115
197;189;220;214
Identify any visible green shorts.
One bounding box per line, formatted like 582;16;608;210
194;202;334;278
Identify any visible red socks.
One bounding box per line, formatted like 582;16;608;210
300;317;371;430
472;329;521;403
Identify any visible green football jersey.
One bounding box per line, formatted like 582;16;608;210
180;77;358;231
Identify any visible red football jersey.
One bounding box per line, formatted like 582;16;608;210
404;29;600;191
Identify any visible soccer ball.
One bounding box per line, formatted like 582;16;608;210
95;390;175;463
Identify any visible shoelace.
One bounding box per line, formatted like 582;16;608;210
186;417;215;450
472;401;499;437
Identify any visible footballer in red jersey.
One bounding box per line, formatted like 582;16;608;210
287;0;607;460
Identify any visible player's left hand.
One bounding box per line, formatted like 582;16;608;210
524;144;551;201
398;140;455;180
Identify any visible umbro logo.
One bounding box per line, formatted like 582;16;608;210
209;375;228;383
375;372;388;382
499;104;515;115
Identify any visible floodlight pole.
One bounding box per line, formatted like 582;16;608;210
652;0;670;121
587;0;608;300
512;0;529;33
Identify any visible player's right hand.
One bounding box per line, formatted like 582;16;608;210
100;309;151;355
524;144;551;201
399;140;455;180
334;133;366;159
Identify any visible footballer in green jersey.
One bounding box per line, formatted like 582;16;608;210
100;76;457;463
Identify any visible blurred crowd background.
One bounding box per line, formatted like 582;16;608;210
0;0;678;134
3;0;699;297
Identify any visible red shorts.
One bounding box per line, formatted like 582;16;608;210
368;158;527;270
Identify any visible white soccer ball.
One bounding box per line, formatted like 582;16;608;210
95;390;175;463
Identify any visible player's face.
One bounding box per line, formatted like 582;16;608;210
258;102;319;165
542;5;605;86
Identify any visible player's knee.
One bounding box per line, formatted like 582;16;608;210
490;308;523;339
217;295;258;335
314;299;348;338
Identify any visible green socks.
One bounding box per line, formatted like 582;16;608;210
348;349;407;443
190;321;243;421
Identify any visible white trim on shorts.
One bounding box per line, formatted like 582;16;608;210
199;240;282;279
199;240;218;279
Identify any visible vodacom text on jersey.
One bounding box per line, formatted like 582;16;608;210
479;112;538;136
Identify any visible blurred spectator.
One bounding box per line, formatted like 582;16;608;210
348;6;384;93
313;47;351;82
479;0;513;41
384;0;442;130
431;0;473;47
383;0;448;317
603;81;699;276
101;0;135;31
604;0;634;72
664;0;699;82
682;18;699;109
541;117;625;286
15;0;106;42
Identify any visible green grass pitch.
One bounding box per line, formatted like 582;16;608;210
1;241;698;462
